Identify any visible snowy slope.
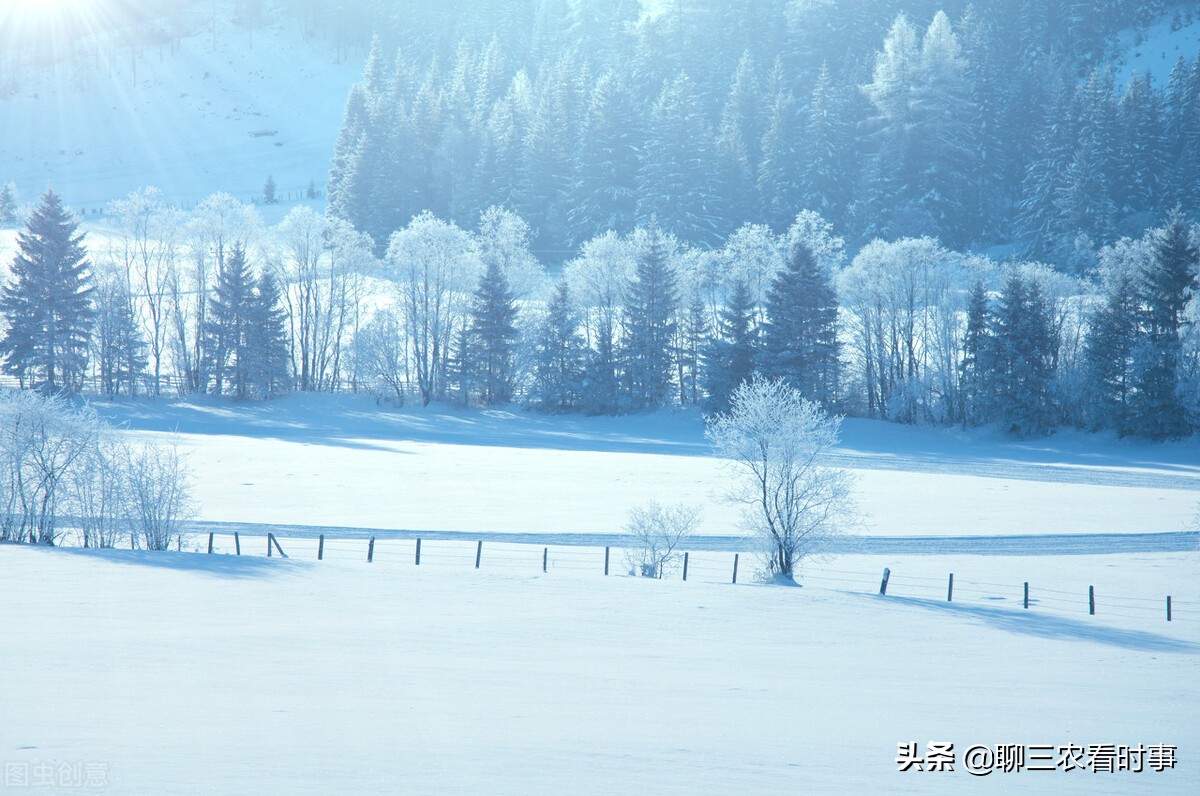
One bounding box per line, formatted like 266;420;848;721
90;393;1200;539
0;9;360;213
1116;9;1200;87
0;544;1195;794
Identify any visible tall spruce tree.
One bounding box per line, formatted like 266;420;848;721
0;189;96;393
1128;209;1198;439
205;244;255;399
0;182;16;226
700;278;757;411
246;271;292;400
623;224;678;410
465;258;520;405
1082;268;1139;432
984;271;1057;436
761;242;839;405
958;280;991;427
532;280;587;412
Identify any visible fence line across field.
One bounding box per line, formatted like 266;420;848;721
185;531;1199;626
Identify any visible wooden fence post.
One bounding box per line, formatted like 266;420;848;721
1023;581;1029;609
234;532;240;556
732;553;739;584
269;533;286;558
267;534;273;557
947;573;954;602
475;540;482;569
318;534;324;561
1089;585;1095;615
1167;595;1172;622
683;552;689;581
415;538;421;566
879;567;891;596
207;532;213;554
604;546;610;576
368;536;375;563
542;547;548;573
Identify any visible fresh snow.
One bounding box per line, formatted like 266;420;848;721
0;12;359;213
91;393;1200;539
0;544;1195;794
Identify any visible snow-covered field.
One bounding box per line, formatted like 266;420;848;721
1;543;1196;794
91;393;1200;539
1;396;1197;792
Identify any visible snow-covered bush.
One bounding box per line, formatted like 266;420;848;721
70;434;133;549
123;439;194;551
0;391;99;545
624;501;700;578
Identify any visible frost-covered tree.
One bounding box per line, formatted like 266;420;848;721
0;189;95;393
387;212;482;405
563;230;635;414
623;501;700;578
93;273;147;399
706;376;857;583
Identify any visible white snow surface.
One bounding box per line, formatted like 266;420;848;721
1117;9;1200;87
90;393;1200;538
0;10;359;213
0;543;1196;793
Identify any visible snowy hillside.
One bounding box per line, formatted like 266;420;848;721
0;7;360;213
1117;9;1200;85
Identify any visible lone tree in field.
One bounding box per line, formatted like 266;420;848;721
0;189;95;393
706;376;857;583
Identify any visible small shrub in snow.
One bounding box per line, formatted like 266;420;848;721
123;439;195;551
624;501;700;578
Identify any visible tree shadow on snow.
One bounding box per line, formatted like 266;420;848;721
53;546;304;579
879;595;1200;655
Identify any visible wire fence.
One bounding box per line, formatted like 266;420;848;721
181;530;1200;628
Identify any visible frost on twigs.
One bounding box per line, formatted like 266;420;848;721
624;501;701;579
706;376;860;584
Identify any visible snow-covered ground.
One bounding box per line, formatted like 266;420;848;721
0;8;359;214
90;393;1200;539
1;543;1195;793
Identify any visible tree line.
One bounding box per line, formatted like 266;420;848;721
1;188;1195;440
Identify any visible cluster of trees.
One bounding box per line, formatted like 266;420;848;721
0;189;294;400
325;1;1198;266
0;390;193;549
1;187;1196;440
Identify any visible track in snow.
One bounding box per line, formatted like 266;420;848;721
184;520;1199;556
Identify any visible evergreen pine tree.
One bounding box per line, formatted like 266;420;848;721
0;189;96;393
1128;209;1198;438
760;242;839;405
205;244;255;399
958;281;991;426
623;224;678;410
984;272;1057;436
1082;269;1139;432
532;280;587;412
263;175;278;205
0;182;16;226
465;258;520;405
700;278;757;411
246;271;292;399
